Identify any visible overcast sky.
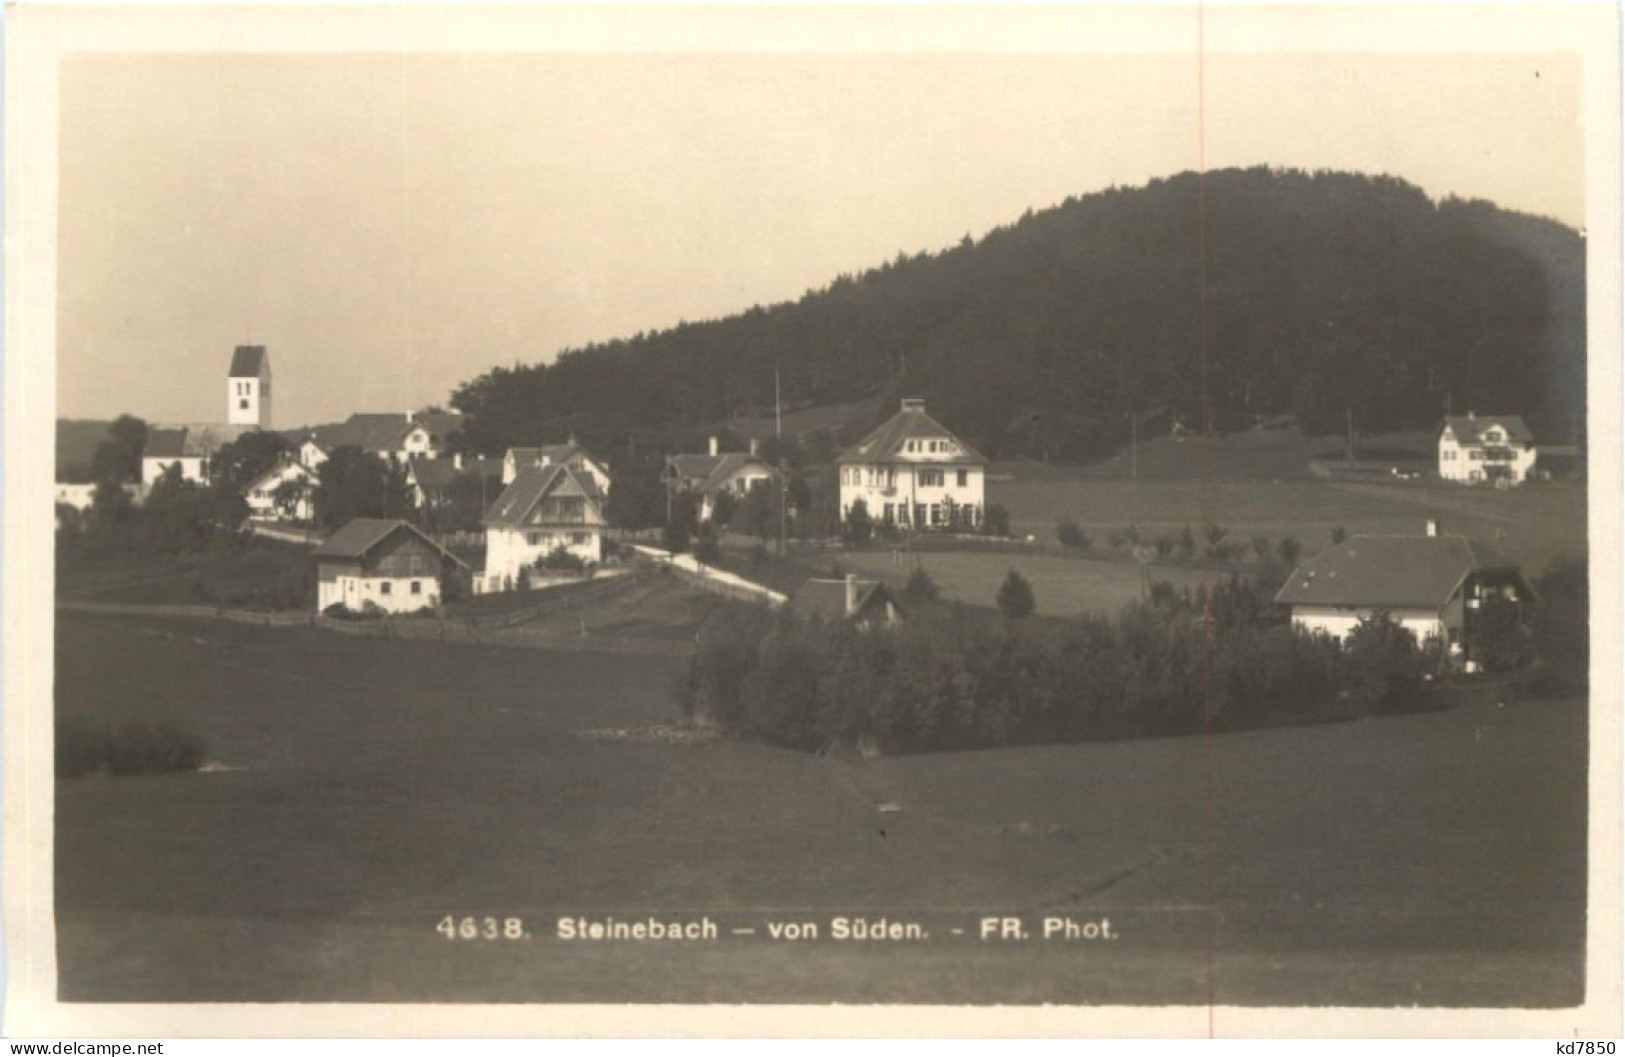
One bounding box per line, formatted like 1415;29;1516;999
57;49;1582;427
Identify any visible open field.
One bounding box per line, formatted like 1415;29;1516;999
813;548;1210;618
989;472;1586;574
56;610;1585;1005
57;539;314;609
1044;428;1439;482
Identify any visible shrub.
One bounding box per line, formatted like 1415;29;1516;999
1056;517;1084;548
904;567;939;606
1331;525;1348;545
1176;524;1197;559
844;500;873;545
662;518;692;555
1154;535;1175;560
1344;611;1436;713
322;601;350;618
693;526;722;566
517;566;533;591
538;546;587;573
57;717;206;779
1277;536;1302;566
1250;534;1272;561
983;504;1011;537
996;570;1036;619
1523;558;1588;697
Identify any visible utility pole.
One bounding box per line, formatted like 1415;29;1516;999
1130;411;1139;481
775;369;782;440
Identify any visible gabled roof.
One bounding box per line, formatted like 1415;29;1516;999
837;399;988;466
787;578;895;622
1275;534;1523;610
664;451;772;492
409;456;503;488
1442;415;1535;445
484;464;607;529
312;518;469;568
244;456;313;493
413;410;465;443
229;345;268;378
306;413;414;454
143;423;258;459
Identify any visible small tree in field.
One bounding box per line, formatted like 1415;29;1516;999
1345;610;1432;713
904;567;939;606
983;504;1011;537
844;499;873;546
1277;536;1302;567
1056;516;1085;549
996;569;1036;619
693;524;722;566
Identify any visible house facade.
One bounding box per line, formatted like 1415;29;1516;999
1438;414;1537;485
481;463;608;593
302;409;464;464
244;457;316;522
663;437;775;522
141;422;256;485
407;453;504;512
1274;521;1531;668
836;398;987;531
312;518;467;614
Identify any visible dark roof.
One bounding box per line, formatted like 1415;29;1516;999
1442;415;1534;445
409;456;503;488
312;518;468;568
143;423;257;459
414;411;465;442
307;413;413;454
142;427;190;459
664;451;772;492
229;345;268;378
484;464;606;529
787;577;894;622
1275;534;1523;610
837;399;988;465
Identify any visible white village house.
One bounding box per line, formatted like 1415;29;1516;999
1274;521;1532;668
1438;413;1537;486
481;463;608;593
836;398;987;531
299;409;465;465
312;518;468;614
243;456;316;522
663;437;775;522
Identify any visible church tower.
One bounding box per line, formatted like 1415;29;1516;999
227;345;272;428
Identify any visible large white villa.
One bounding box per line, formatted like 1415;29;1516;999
835;398;987;531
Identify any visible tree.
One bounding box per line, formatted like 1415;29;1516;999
1331;525;1348;545
729;486;775;542
843;499;873;545
1526;558;1588;696
1473;594;1534;674
904;567;939;606
312;447;412;529
90;414;148;484
209;431;289;493
693;524;722;566
662;517;692;555
1277;537;1302;566
88;478;135;537
1056;516;1085;548
604;455;666;531
272;478;312;523
996;569;1036;619
708;488;740;530
1344;611;1433;713
983;503;1011;537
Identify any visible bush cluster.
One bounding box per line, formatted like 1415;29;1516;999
57;717;206;779
674;578;1428;754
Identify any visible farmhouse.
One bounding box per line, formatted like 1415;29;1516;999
502;439;612;492
663;437;775;522
1438;413;1537;486
243;456;316;522
312;518;468;614
787;575;903;629
303;409;464;463
1274;521;1531;667
481;463;608;593
837;398;987;531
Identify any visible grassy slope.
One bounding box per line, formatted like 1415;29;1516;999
55;612;1584;1005
57;541;314;609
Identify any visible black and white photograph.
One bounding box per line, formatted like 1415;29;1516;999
4;2;1620;1038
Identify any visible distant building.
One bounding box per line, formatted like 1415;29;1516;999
663;436;775;522
226;345;273;428
787;575;903;630
1274;521;1532;666
836;398;987;531
301;409;464;463
54;481;144;513
141;422;257;485
406;453;504;511
244;457;316;522
312;518;468;614
1438;413;1537;486
481;463;608;593
502;440;612;491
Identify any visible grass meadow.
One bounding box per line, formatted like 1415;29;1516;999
55;609;1585;1006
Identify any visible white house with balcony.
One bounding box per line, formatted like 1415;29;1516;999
480;463;607;593
836;398;987;531
1438;414;1537;486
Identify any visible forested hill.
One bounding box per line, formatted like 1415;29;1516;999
450;167;1585;462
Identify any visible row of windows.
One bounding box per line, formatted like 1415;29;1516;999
840;467;971;488
525;531;594;547
877;502;980;527
377;580;426;596
903;438;956;455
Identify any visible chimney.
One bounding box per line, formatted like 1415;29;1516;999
405;407;415;423
453;452;464;471
901;398;925;413
749;436;759;456
1426;519;1441;537
845;574;860;616
708;435;719;457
